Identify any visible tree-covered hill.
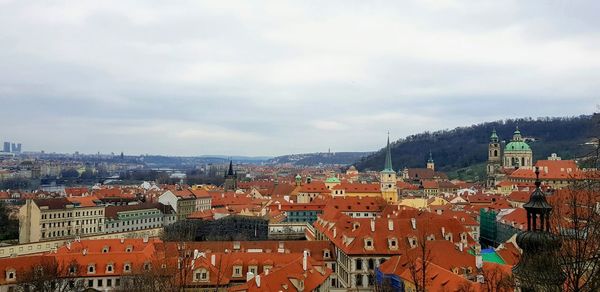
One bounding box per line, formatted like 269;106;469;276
355;114;598;175
268;152;371;166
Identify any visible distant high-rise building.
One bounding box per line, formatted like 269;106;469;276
11;143;21;153
2;142;9;153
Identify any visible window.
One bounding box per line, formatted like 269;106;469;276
233;266;242;276
364;238;373;249
355;259;363;270
87;264;95;274
97;279;103;287
88;280;93;287
106;264;114;273
368;259;375;270
6;270;15;281
356;274;363;287
107;279;112;287
116;279;120;286
124;263;131;272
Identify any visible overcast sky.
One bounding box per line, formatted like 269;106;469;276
0;1;598;156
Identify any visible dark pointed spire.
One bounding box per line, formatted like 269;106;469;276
227;160;234;176
383;132;394;172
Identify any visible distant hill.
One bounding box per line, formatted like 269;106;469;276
268;152;371;166
355;114;599;179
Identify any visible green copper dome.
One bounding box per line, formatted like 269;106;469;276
325;177;341;183
505;141;531;152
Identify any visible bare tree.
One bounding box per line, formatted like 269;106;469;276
550;139;600;292
16;257;85;292
479;264;515;292
404;226;433;292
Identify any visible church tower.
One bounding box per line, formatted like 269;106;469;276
380;134;398;203
513;167;564;291
224;160;237;191
426;151;435;171
487;128;501;187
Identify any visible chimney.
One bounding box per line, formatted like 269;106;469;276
255;275;261;288
246;271;255;281
388;219;394;231
441;227;445;237
143;235;149;243
476;253;483;269
66;242;71;250
410;218;416;230
476;274;485;283
370;219;375;232
459;242;464;252
211;254;216;266
120;238;125;244
303;250;308;271
265;268;270;275
82;248;87;256
333;227;337;238
193;249;199;259
278;203;281;210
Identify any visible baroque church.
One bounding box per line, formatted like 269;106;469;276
487;127;533;187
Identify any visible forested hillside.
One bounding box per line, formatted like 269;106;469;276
269;152;370;166
355;114;598;175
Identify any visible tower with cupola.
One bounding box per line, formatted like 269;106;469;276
487;128;502;187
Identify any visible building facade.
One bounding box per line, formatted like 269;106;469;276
19;198;105;244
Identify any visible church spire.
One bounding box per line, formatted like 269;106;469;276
383;132;394;172
227;160;234;176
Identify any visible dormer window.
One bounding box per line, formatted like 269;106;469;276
323;249;330;259
408;237;417;249
106;264;114;273
364;238;374;250
143;263;151;271
233;266;242;277
445;233;453;241
6;269;15;281
87;264;96;274
124;263;132;273
102;246;110;253
125;245;133;252
69;265;77;274
248;265;257;274
194;268;209;282
388;238;398;250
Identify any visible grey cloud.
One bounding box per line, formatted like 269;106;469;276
0;0;598;156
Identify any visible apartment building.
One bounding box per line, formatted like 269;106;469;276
158;190;200;220
19;198;104;244
104;203;176;233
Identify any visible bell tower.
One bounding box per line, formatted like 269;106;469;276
486;128;501;187
426;151;435;171
380;133;398;203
